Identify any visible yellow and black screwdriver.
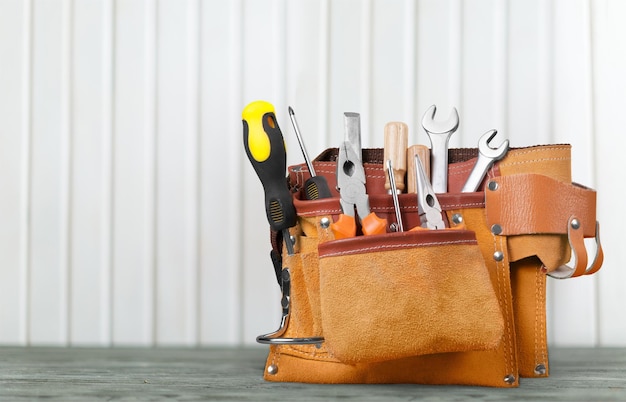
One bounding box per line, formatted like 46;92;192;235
242;100;296;255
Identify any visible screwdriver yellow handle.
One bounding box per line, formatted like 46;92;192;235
384;122;408;193
242;100;296;234
243;100;279;163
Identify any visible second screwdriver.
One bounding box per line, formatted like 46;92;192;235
288;107;332;200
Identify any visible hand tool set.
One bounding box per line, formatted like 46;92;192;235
242;100;604;387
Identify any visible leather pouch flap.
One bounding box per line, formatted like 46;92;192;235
317;229;504;364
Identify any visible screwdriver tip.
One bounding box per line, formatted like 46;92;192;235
288;106;294;115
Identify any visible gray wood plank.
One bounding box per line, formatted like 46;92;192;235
0;347;625;401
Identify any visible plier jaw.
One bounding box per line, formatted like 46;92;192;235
331;113;388;239
336;141;370;219
413;154;446;230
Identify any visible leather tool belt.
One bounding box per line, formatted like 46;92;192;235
260;144;603;387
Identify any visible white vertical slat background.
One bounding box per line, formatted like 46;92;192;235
154;0;199;346
111;0;156;345
0;0;29;344
28;0;69;344
69;0;113;345
0;0;624;347
199;0;243;345
547;0;599;346
593;0;626;345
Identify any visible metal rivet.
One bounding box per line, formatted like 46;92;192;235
491;224;502;235
493;251;504;262
267;364;278;375
315;343;322;349
389;223;399;232
452;213;463;225
504;374;516;384
320;217;330;229
488;181;499;191
571;218;580;230
534;363;546;375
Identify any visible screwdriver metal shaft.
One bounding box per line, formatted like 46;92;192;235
288;106;332;200
288;106;315;176
386;159;404;232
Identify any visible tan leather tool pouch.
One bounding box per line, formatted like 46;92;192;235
260;144;603;387
317;229;504;363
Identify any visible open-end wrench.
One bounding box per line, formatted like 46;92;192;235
421;105;459;193
461;129;510;192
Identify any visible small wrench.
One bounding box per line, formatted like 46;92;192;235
421;105;459;193
461;129;510;192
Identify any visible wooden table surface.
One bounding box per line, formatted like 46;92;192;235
0;346;625;401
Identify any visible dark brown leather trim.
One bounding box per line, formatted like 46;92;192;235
293;192;485;217
318;229;477;258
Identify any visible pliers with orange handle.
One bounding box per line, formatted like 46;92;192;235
330;112;388;239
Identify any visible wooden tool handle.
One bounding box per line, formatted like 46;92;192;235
383;122;408;193
407;145;431;194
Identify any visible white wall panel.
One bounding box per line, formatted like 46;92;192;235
111;0;156;345
328;0;368;145
28;0;69;345
547;0;598;346
154;0;200;346
0;0;624;347
593;0;626;346
199;0;243;345
0;0;29;345
69;0;113;345
459;0;507;146
285;0;327;161
414;0;462;145
370;0;412;141
507;0;552;146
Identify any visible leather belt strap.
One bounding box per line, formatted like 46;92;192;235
485;173;596;237
485;173;602;278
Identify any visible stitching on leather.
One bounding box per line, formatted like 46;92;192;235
274;345;282;371
298;209;342;217
320;239;476;258
444;202;484;209
503;237;515;379
498;156;570;168
371;205;418;212
269;347;276;368
536;267;547;366
540;274;547;365
497;235;515;377
300;203;483;216
312;168;337;175
284;345;337;360
534;266;539;369
493;235;506;373
506;146;570;156
449;163;474;173
365;173;385;180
